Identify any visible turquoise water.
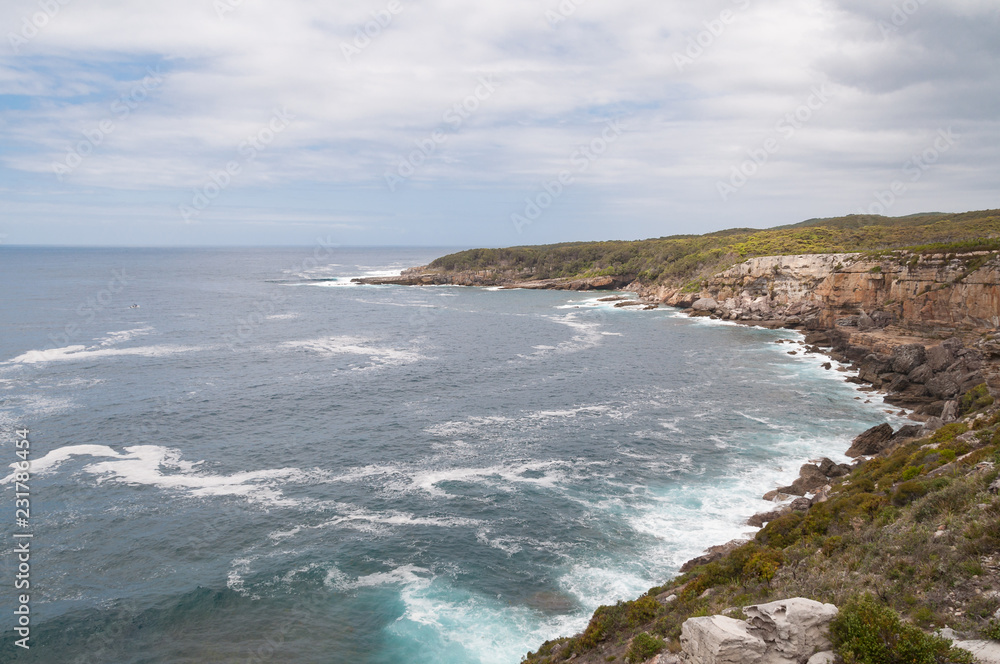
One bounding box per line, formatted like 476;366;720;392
0;247;902;663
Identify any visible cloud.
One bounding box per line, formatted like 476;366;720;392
0;0;997;244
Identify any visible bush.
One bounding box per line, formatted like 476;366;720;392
931;423;969;445
893;480;929;506
831;594;975;663
960;384;994;416
625;632;665;663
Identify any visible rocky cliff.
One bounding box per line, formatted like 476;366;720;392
633;250;1000;334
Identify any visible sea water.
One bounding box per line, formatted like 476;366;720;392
0;247;904;663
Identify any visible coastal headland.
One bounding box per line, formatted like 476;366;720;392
356;209;1000;663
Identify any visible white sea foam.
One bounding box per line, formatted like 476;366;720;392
327;564;433;592
409;460;567;498
268;505;481;541
6;344;201;365
425;405;618;438
4;444;324;507
519;313;605;359
98;326;155;346
344;565;594;664
279;335;423;369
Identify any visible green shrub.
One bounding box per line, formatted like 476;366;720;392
960;384;994;416
625;632;665;663
931;423;969;445
901;465;924;481
983;619;1000;641
893;480;929;506
831;594;975;663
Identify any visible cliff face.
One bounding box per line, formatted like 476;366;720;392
634;251;1000;336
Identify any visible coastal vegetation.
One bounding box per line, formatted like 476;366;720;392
523;390;1000;663
430;210;1000;288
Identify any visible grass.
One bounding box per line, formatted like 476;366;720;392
429;210;1000;287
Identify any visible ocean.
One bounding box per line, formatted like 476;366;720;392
0;246;903;663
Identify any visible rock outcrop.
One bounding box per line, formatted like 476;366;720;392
352;266;632;291
845;423;895;457
680;598;838;664
631;251;998;415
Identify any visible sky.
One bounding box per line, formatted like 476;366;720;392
0;0;997;247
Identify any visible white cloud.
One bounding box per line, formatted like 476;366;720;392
0;0;997;244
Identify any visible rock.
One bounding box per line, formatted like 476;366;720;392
806;653;836;664
990;478;1000;495
941;400;958;422
926;374;960;399
680;614;766;664
892;344;927;374
846;423;894;457
790;464;829;494
645;654;682;664
908;363;935;384
926;343;957;372
890;424;922;441
692;297;719;312
747;509;788;527
789;497;812;511
886;374;910;393
817;457;851;478
679;551;724;573
811;485;832;505
743;598;839;663
870;311;895;328
857;311;875;331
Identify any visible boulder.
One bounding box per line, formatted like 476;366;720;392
857;311;875;331
891;344;927;374
789;464;829;494
692;297;719;312
806;653;836;664
890;425;923;442
926;374;960;399
926;343;956;372
846;423;894;457
789;497;812;512
680;615;766;664
817;457;850;478
747;509;788;527
744;598;839;664
908;363;935;384
886;374;910;393
941;400;958;423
